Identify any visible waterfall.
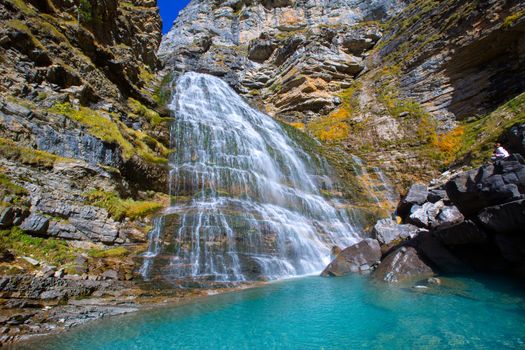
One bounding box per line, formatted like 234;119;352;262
141;72;364;284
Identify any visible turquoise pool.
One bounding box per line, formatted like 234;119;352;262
19;275;525;349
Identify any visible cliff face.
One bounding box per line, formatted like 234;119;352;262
160;0;525;190
0;1;173;341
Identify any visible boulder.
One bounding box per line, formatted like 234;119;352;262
321;239;381;277
415;232;471;274
0;207;15;229
445;160;525;216
20;214;49;236
0;248;15;263
507;124;525;155
427;189;449;203
433;220;487;246
397;183;428;217
372;247;435;283
372;218;421;246
477;199;525;234
101;269;119;280
408;201;444;228
493;235;525;264
433;205;464;229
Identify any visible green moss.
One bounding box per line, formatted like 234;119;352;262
50;102;168;164
84;190;163;221
88;246;129;258
503;9;525;28
0;137;64;168
78;0;93;23
127;98;170;126
0;173;27;197
0;227;78;265
7;0;36;15
455;93;525;166
153;72;175;106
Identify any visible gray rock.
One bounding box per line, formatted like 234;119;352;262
398;183;428;217
433;205;464;229
446;160;525;216
507;124;525;155
0;207;15;229
434;220;487;246
415;233;471;274
20;214;49;236
22;257;40;266
101;270;119;280
321;239;381;277
372;246;435;283
477;200;525;234
427;189;449;203
372;218;421;246
408;201;444;228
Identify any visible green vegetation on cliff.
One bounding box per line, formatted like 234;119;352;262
84;190;163;221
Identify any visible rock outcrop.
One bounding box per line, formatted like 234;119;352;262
321;239;381;277
367;157;525;284
159;0;525;191
0;0;172;343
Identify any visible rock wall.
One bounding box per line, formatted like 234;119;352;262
159;0;525;191
0;1;172;342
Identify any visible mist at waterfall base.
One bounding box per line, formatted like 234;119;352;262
140;72;369;284
21;275;525;349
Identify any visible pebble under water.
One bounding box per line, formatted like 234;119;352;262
19;275;525;349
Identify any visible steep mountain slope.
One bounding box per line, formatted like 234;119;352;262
160;0;525;190
0;0;175;342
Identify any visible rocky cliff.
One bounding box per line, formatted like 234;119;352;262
160;0;525;190
0;0;176;343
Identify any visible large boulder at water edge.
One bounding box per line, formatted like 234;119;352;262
321;239;381;277
445;158;525;217
433;220;488;246
372;218;422;246
372;246;435;283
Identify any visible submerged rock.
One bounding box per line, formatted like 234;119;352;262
321;239;381;277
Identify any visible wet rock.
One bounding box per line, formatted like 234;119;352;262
321;239;381;277
477;200;525;234
433;220;487;246
20;214;49;236
397;183;428;217
372;218;421;246
373;246;435;283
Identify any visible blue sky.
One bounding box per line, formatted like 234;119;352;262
158;0;192;34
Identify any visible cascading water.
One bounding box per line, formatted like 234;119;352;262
141;72;365;284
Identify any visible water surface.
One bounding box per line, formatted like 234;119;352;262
20;275;525;349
